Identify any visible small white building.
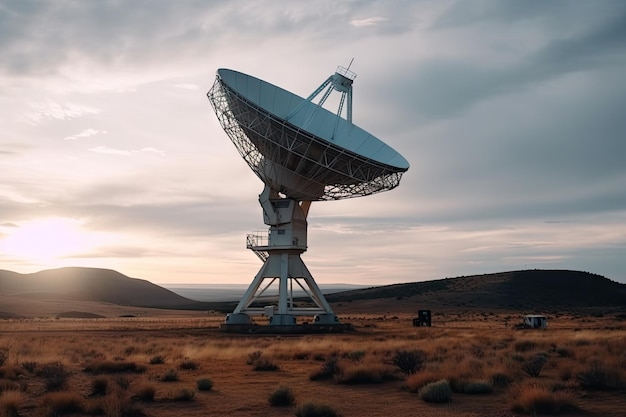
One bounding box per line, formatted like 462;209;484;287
523;314;547;329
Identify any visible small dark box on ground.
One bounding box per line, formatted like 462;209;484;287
413;310;432;327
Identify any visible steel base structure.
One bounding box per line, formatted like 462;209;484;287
221;186;342;329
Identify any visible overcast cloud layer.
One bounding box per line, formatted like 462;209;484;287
1;0;625;285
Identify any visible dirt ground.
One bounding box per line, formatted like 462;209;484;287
0;311;624;417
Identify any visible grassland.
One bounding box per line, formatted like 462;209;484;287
0;312;624;417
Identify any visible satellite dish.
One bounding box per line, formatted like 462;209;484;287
208;65;409;330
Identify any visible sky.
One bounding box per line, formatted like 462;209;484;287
1;0;625;286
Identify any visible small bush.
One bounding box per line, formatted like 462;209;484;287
115;375;131;391
178;360;199;370
418;379;452;403
0;366;22;381
196;377;213;391
0;379;20;393
511;384;576;414
90;376;109;396
268;385;295;406
133;384;156;402
171;387;195;401
309;357;340;381
41;391;84;415
0;349;7;367
294;401;340;417
514;340;537;353
83;360;146;374
0;390;26;417
21;361;38;373
555;348;574;358
37;362;69;392
454;379;493;394
576;362;625;390
149;355;165;365
160;368;179;382
253;358;279;371
403;370;440;393
346;350;365;362
336;364;396;385
522;355;548;378
490;371;513;389
392;350;426;375
246;351;262;365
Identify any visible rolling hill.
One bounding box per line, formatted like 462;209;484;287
0;267;204;309
326;269;626;313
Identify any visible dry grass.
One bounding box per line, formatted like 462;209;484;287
0;313;623;416
510;382;577;414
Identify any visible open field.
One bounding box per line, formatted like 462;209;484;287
0;312;624;417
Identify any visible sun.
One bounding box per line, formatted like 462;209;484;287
1;217;93;264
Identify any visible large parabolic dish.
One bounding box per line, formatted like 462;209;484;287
208;68;409;201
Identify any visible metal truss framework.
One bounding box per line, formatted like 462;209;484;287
208;76;407;201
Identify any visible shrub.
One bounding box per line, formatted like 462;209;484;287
21;361;38;373
511;384;576;414
576;362;625;390
522;355;548;378
196;377;213;391
83;360;146;374
160;368;179;382
0;390;25;417
490;371;513;389
294;401;340;417
178;360;199;370
403;370;440;393
392;350;425;375
253;358;279;371
346;350;365;362
418;379;452;403
268;385;295;406
0;367;22;381
514;340;537;353
453;379;493;394
90;376;109;396
0;379;20;393
133;384;156;402
336;364;396;385
115;375;131;391
246;351;262;365
0;349;7;367
171;387;195;401
309;357;340;381
41;391;84;415
37;362;69;392
149;355;165;365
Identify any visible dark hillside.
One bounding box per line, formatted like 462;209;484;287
326;270;626;311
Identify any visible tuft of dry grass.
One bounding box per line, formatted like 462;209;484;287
403;370;440;393
0;390;26;417
40;391;84;415
335;363;397;385
83;360;146;374
418;379;452;403
510;383;576;414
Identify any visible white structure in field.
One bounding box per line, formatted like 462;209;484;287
207;65;409;327
524;314;548;329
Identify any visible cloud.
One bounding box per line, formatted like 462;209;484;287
25;101;101;123
88;146;165;156
350;17;388;27
64;128;107;141
174;83;199;90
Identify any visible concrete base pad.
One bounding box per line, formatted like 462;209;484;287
219;323;354;334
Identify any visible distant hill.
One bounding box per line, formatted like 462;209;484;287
0;267;207;309
326;270;626;313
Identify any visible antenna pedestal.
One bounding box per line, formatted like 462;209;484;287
223;191;339;328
